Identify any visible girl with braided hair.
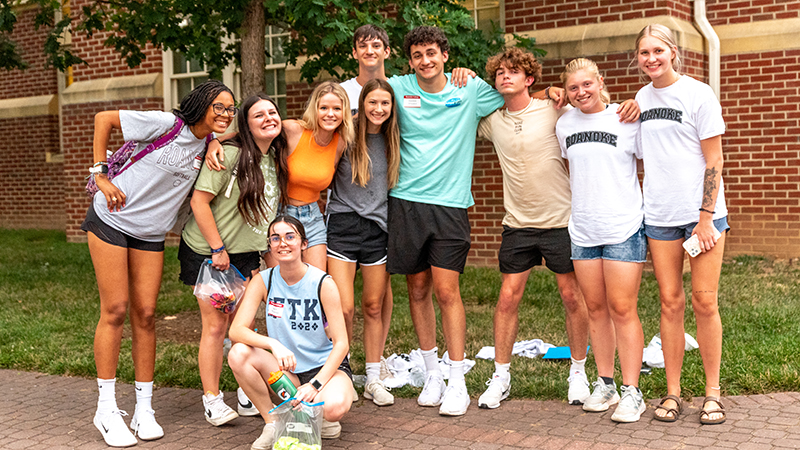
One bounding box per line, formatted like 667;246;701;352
83;80;235;447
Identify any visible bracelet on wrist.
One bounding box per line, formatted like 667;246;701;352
89;164;109;175
699;207;715;214
545;86;552;100
211;245;226;254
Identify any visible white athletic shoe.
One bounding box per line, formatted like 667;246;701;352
363;379;394;406
582;378;620;412
351;382;359;402
439;383;470;416
478;373;510;409
237;387;260;416
321;419;342;439
251;422;276;450
130;406;164;440
567;370;591;405
417;371;446;407
379;356;394;381
94;409;137;447
611;385;646;423
203;391;239;426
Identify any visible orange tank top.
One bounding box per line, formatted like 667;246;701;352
286;129;339;203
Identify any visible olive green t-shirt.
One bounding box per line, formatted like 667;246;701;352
182;145;279;254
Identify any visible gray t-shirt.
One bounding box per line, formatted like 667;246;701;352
327;133;389;232
93;110;209;241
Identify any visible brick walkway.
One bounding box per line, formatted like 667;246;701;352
2;369;799;450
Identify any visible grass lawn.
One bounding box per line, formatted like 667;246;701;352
1;229;798;401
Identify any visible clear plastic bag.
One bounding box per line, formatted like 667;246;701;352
193;259;246;314
269;398;323;450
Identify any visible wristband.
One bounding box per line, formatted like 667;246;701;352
545;86;552;100
211;245;226;254
699;207;715;214
89;164;109;175
309;378;322;390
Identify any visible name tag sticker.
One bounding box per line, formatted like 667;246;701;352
192;155;203;170
268;301;284;318
403;95;421;108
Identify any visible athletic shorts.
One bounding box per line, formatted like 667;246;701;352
282;203;327;248
571;226;647;263
387;197;470;274
296;355;353;385
498;226;573;274
326;212;387;265
645;216;730;241
177;238;261;286
81;202;164;252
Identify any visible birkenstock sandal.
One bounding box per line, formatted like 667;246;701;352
700;396;726;425
654;394;682;422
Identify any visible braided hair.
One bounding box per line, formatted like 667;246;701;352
172;80;234;126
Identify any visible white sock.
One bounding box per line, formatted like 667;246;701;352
97;378;118;413
135;381;153;411
570;357;587;375
494;362;511;379
449;360;465;386
365;362;381;384
421;347;440;373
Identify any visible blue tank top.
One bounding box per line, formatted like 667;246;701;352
263;265;332;373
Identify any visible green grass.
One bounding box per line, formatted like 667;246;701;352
1;229;798;401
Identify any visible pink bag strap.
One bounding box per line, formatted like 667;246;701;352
129;116;185;163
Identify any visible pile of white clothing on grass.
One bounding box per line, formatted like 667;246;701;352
382;350;476;389
475;339;555;360
642;333;699;368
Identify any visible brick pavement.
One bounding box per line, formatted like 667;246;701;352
2;369;799;450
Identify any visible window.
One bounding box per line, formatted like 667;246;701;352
264;25;289;117
461;0;503;34
169;53;209;108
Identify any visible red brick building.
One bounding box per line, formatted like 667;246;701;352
1;0;798;265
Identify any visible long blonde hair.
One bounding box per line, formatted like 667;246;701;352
633;24;682;83
560;58;611;105
300;81;355;148
351;79;400;188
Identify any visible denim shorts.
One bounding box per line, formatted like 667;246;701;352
645;216;730;241
281;203;327;248
571;226;647;263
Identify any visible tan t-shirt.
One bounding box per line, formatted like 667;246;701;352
477;98;572;229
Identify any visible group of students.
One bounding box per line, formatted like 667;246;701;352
83;21;728;449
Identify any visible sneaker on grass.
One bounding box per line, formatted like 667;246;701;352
478;373;510;409
417;371;446;407
94;409;137;448
203;391;239;426
611;385;646;423
567;370;590;405
363;379;394;406
237;387;259;416
439;384;470;416
130;406;164;440
251;422;276;450
582;377;620;412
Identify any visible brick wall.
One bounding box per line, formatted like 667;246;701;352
706;0;800;24
0;116;64;229
0;6;58;100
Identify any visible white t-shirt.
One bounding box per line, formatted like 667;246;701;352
556;104;643;247
340;77;362;117
93;111;208;241
636;75;727;226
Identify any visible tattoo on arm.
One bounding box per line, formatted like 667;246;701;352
702;166;719;208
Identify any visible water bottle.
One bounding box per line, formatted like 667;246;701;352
268;371;298;401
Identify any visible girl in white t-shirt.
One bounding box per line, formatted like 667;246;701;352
556;58;646;423
635;24;728;425
83;80;235;447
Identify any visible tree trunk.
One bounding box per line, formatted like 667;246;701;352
240;0;266;98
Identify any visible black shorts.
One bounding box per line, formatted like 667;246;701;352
387;197;471;274
177;238;261;286
295;356;353;385
326;212;388;265
81;202;164;252
499;226;574;274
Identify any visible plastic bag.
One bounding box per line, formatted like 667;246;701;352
193;259;246;314
269;398;323;450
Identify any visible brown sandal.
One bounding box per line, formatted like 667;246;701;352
700;396;726;425
654;394;683;422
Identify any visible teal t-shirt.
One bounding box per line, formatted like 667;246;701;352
387;73;503;208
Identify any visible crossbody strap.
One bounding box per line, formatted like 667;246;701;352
129;116;185;163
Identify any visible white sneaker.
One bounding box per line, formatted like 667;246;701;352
582;378;620;412
321;419;341;439
351;382;359;402
251;422;276;450
478;373;510;409
237;387;260;416
94;409;137;447
439;383;470;416
567;370;590;405
611;385;646;423
379;356;394;380
130;406;164;440
363;379;394;406
203;392;239;426
417;371;446;407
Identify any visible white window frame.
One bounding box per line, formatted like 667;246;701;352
462;0;505;32
162;50;236;112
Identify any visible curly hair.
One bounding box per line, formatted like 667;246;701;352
403;26;449;59
485;47;542;95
